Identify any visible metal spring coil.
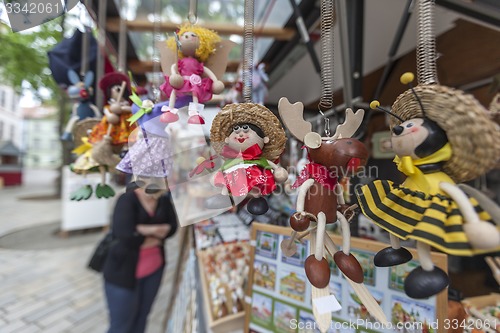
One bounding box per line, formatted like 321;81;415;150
417;0;439;85
319;0;335;111
242;0;255;103
151;0;162;102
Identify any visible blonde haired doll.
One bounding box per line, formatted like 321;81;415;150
159;24;225;125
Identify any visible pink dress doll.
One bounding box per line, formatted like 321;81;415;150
159;24;231;125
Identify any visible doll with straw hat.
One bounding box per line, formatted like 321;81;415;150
200;103;288;215
357;73;500;299
356;0;500;299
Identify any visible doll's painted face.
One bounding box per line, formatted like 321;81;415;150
391;119;427;159
109;84;126;102
179;31;199;57
225;123;269;152
391;118;448;159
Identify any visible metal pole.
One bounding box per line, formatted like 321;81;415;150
288;0;321;74
336;0;353;108
96;0;107;110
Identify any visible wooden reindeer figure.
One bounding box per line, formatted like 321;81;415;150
278;97;387;331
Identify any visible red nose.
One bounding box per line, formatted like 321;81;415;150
80;90;88;98
347;157;361;173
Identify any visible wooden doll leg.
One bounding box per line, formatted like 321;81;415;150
373;233;413;267
106;124;113;137
403;240;449;299
160;90;179;124
333;211;363;283
280;231;298;257
187;94;205;125
304;212;330;289
323;235;389;325
309;228;331;333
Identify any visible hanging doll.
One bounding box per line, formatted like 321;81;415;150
116;89;191;193
61;69;101;141
356;73;500;299
278;98;387;329
193;103;288;215
158;24;235;125
70;72;136;199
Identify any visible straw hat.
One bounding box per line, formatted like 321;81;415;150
72;118;100;147
390;84;500;183
210;103;287;161
98;72;131;102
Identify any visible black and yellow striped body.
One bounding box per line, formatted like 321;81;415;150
356;179;500;256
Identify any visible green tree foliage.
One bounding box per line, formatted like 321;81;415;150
0;18;63;100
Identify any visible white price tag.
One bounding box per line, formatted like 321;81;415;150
312;294;342;315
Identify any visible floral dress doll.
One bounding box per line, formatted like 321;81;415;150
204;103;288;215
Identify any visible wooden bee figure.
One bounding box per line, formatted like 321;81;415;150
356;73;500;299
278;98;387;330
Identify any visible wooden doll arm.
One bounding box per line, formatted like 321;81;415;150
170;63;178;76
90;103;102;117
120;102;132;114
203;66;224;94
440;182;500;249
296;178;315;212
203;66;218;81
169;63;183;89
267;160;288;183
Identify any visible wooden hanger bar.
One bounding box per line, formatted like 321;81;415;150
127;59;240;74
106;17;295;40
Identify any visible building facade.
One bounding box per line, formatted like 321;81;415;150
22;105;61;168
0;84;23;149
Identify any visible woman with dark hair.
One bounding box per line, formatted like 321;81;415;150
102;184;178;333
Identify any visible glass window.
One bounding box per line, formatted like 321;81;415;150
0;90;5;108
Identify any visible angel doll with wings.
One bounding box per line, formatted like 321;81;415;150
158;24;235;125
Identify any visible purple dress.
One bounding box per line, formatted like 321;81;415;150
160;57;214;103
117;97;190;177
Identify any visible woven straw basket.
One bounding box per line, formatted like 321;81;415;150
390;84;500;183
210;103;287;161
72;118;100;147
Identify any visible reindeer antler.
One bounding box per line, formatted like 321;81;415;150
331;108;365;139
278;97;312;142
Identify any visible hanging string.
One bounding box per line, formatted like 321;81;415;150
117;0;128;72
80;0;90;76
96;0;107;110
417;0;438;85
242;0;255;103
188;0;198;25
151;0;162;102
318;0;335;136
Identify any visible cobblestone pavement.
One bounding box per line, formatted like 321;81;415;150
0;168;179;332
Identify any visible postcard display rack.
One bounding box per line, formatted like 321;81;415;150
245;223;448;333
192;212;256;333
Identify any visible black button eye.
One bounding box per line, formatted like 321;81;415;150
233;125;240;131
242;125;249;130
406;123;413;128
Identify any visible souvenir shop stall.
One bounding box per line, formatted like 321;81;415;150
60;0;500;332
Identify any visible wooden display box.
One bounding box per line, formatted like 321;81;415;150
197;249;245;333
463;293;500;309
462;293;500;332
